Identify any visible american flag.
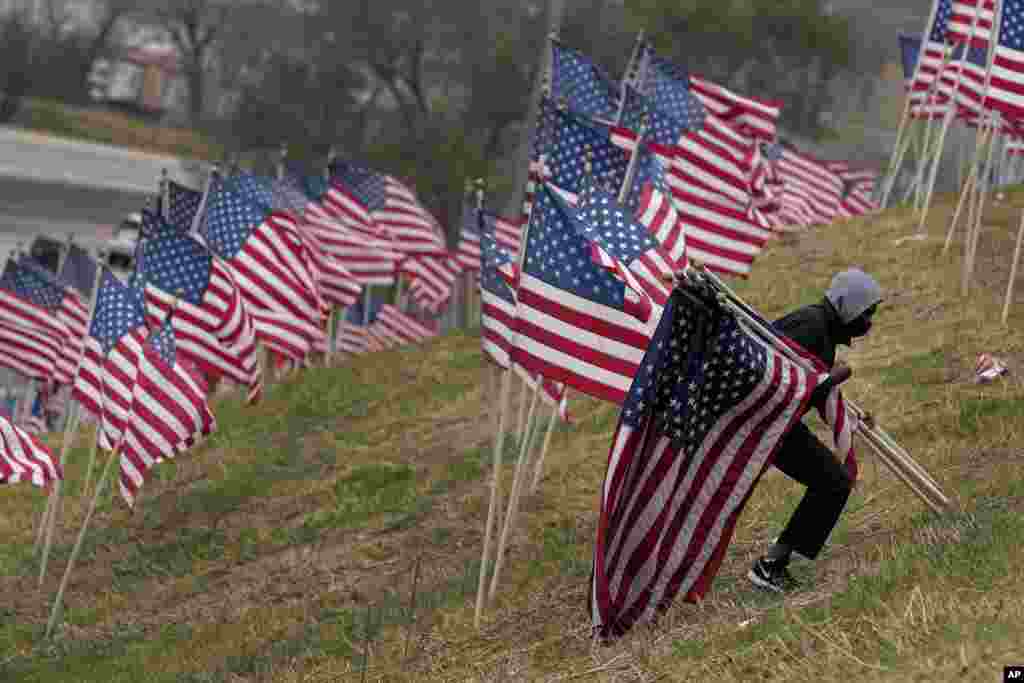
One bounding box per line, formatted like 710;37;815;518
648;141;772;277
949;0;996;48
375;304;437;345
479;222;518;369
58;243;98;300
591;286;839;638
199;176;324;363
166;180;204;232
118;318;216;507
303;212;401;286
776;146;844;224
1;257;83;385
0;317;59;380
937;42;989;114
545;106;631;196
489;212;524;258
574;181;675;308
456;203;482;272
609;129;689;268
986;0;1024;119
335;321;372;355
688;75;782;142
261;176;363;310
373;175;448;258
510;182;653;404
326;159;386;239
909;0;957;100
135;228;262;402
0;413;61;487
550;39;619;120
71;268;148;451
403;254;462;313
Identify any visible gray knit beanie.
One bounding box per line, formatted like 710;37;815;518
825;269;883;324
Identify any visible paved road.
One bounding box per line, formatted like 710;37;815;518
0;126;206;259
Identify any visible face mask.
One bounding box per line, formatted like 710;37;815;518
845;314;872;338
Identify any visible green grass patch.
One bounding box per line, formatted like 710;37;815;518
878;349;947;386
299;463;418;535
957;396;1024;436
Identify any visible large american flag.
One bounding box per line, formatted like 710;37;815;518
199;177;324;363
479;223;518;370
118;318;216;507
0;413;61;487
986;0;1024;119
510;182;653;404
71;268;148;451
550;39;620;120
776;146;844;224
135;229;262;402
591;287;830;638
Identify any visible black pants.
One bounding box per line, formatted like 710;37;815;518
771;421;853;560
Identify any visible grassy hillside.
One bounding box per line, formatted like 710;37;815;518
3;189;1024;681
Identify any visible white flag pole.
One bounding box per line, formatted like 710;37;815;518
38;253;106;584
1002;207;1024;325
474;365;511;629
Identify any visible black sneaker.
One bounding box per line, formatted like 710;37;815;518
748;557;800;593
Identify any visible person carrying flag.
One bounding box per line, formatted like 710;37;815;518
749;268;882;592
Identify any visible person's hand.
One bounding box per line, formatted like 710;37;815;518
829;362;853;386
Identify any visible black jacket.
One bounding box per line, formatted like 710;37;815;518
773;299;853;411
772;299;853;371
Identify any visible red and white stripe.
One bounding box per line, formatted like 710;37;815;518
0;414;61;487
321;180;380;238
481;289;516;370
986;0;1024;121
949;0;996;49
213;212;325;363
0;319;60;381
335;322;372;355
118;339;216;507
403;255;462;313
372;176;448;257
375;304;437;345
510;271;652;405
142;258;262;403
689;75;782;141
303;213;401;287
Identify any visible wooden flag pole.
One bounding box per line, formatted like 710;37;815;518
880;0;941;210
530;400;559;494
489;381;542;601
518;374;540;446
1001;208;1024;325
36;247;105;561
45;446;118;639
964;116;1002;296
944;117;993;254
911;105;942;213
474;367;511;629
614;30;646;126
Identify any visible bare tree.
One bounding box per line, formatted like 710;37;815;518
153;0;231;122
